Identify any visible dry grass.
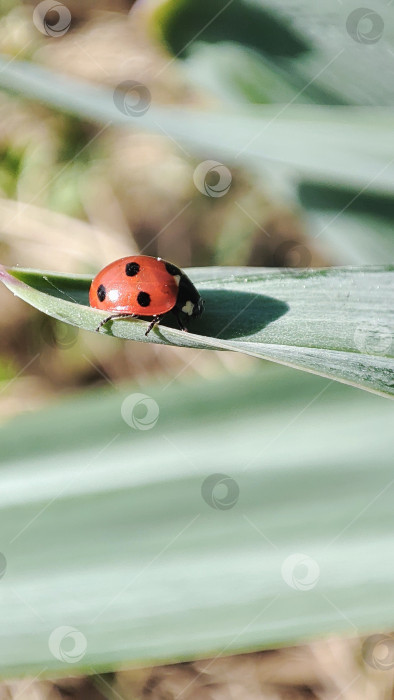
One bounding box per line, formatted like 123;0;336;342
2;638;394;700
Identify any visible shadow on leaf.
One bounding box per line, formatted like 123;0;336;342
162;290;289;340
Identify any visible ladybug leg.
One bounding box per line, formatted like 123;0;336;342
173;308;188;332
145;315;163;336
95;313;136;332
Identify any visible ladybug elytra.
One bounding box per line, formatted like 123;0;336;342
89;255;204;335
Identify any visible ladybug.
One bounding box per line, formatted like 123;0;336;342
89;255;204;336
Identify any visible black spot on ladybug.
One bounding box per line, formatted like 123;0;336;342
137;291;151;308
97;284;106;302
125;262;140;277
165;262;181;276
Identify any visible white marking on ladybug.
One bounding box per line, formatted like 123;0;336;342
108;288;119;303
182;300;194;316
173;275;181;286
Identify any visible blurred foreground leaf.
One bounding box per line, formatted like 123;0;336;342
1;264;393;397
0;367;393;677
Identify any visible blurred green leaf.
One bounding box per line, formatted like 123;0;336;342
153;0;394;262
154;0;309;62
155;0;394;106
0;56;393;193
0;366;393;676
180;42;317;106
299;183;394;265
1;264;393;397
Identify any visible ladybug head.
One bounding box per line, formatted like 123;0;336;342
177;274;205;320
192;297;205;318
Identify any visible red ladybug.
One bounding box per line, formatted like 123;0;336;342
89;255;204;335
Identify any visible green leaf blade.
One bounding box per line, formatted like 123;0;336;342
1;264;393;397
0;367;393;677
